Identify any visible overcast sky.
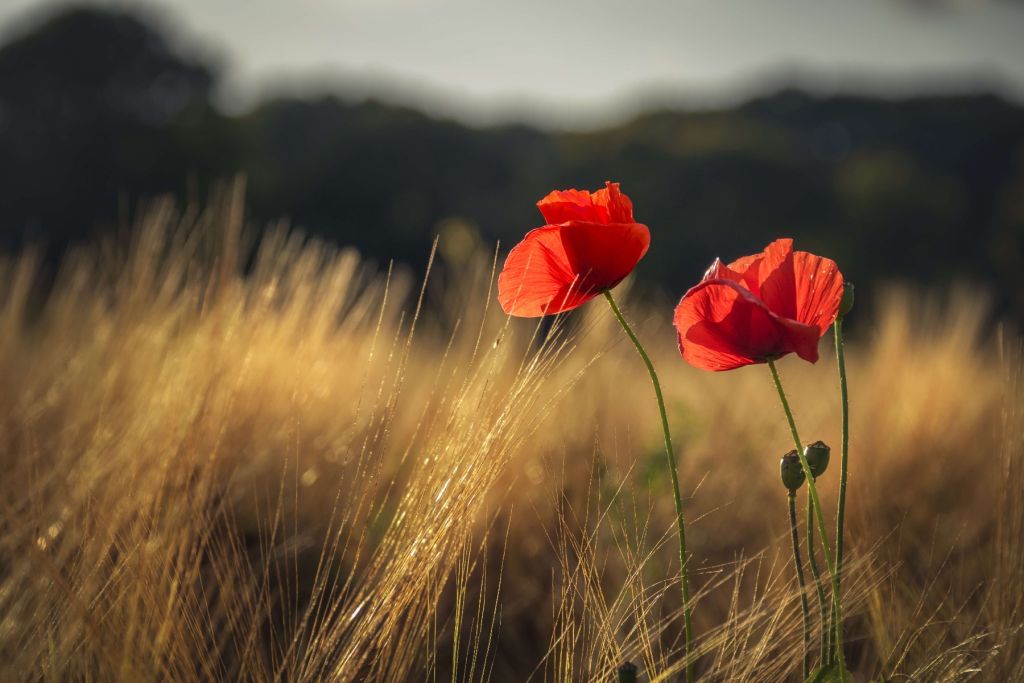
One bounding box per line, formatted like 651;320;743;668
2;0;1024;127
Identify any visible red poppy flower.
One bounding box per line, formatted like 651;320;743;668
673;238;844;371
497;182;650;317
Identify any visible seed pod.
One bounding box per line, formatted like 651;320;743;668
839;282;855;317
780;450;806;491
804;441;831;478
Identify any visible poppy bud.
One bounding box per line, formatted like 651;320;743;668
780;450;806;491
804;440;831;478
838;282;855;317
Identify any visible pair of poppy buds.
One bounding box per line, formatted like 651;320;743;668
496;181;854;371
780;441;832;492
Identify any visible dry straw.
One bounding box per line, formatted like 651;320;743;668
0;185;1021;680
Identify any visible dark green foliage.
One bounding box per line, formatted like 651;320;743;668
2;6;1023;320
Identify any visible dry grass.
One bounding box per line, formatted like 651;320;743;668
0;189;1021;681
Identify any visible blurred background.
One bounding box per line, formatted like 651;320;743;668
1;0;1023;319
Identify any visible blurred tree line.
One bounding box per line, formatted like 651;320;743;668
2;6;1023;319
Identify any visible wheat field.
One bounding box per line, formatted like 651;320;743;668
0;189;1021;682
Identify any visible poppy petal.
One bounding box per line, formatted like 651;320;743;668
591;182;634;224
537;189;608;225
497;226;597;317
749;238;843;334
536;181;634;225
701;257;746;283
791;250;845;334
727;252;763;275
558;221;650;290
674;279;822;371
726;251;767;296
744;238;795;314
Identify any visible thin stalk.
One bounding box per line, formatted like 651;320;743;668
767;358;847;673
604;290;694;683
806;484;829;664
830;316;850;664
788;490;812;681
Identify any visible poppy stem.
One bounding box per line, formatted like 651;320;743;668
806;482;829;665
766;358;847;674
788;490;812;681
603;289;694;683
830;315;850;664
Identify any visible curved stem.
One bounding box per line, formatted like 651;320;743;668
766;358;846;673
830;316;850;664
806;483;829;664
604;290;694;683
788;491;811;681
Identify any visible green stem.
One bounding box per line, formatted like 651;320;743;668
830;316;850;664
806;482;829;664
788;491;811;681
766;358;847;673
604;290;694;683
